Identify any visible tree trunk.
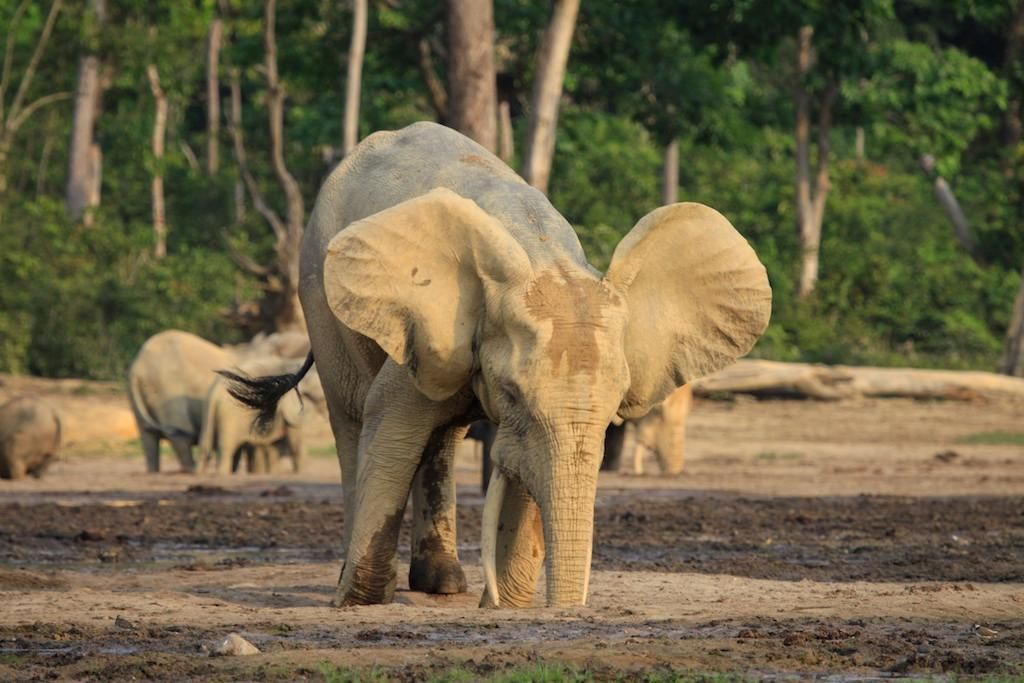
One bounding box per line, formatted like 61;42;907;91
206;13;223;174
264;0;305;331
446;0;497;151
417;38;448;122
1001;265;1024;376
662;139;678;205
855;126;865;160
1002;0;1024;151
520;0;580;194
498;97;513;164
146;64;168;259
229;69;246;223
794;27;834;300
693;359;1024;401
65;0;105;221
919;154;978;260
343;0;367;156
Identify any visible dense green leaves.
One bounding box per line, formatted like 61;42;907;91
0;0;1021;378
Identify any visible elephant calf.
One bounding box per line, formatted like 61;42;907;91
0;396;61;480
620;384;693;475
199;356;306;475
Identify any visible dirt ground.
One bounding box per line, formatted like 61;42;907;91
1;374;1023;681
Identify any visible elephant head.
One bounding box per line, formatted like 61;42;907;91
322;188;771;607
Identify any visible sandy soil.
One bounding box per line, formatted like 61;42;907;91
1;376;1022;681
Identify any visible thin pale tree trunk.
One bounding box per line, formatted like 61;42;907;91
417;38;448;122
794;27;835;300
855;126;865;160
520;0;579;193
919;154;978;260
498;97;513;164
65;0;105;221
662;139;678;205
343;0;367;155
146;64;167;259
446;0;497;151
206;13;222;174
1001;266;1024;376
229;68;245;223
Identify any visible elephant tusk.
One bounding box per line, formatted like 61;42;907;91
480;467;506;608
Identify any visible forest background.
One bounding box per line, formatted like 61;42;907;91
1;0;1022;381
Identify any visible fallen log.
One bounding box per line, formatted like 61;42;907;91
691;360;1024;401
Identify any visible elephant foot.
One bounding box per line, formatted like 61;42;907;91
408;553;467;595
332;558;398;606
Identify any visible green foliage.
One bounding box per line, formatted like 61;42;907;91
855;40;1005;177
1;0;1022;378
547;109;660;270
957;431;1024;446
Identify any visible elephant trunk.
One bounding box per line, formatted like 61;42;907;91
530;430;601;607
536;466;598;607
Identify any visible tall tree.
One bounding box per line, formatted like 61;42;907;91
65;0;106;221
793;25;836;299
206;2;223;174
521;0;579;193
146;64;167;259
228;0;305;332
446;0;497;151
343;0;367;156
0;0;66;199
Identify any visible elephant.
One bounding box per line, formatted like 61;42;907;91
603;384;693;475
198;356;306;475
219;122;771;608
126;330;235;472
0;396;61;480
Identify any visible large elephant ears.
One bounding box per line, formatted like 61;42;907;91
324;188;533;401
606;203;772;418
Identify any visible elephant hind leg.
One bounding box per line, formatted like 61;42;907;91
169;435;196;473
140;429;161;473
409;423;469;595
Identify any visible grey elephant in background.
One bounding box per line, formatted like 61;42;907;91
218;122;771;609
198;356;306;475
126;330;235;472
0;396;61;480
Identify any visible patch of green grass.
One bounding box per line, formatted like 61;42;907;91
757;451;803;461
308;444;338;458
957;431;1024;446
320;663;391;683
0;653;26;666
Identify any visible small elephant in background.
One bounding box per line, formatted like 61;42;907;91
602;385;693;475
199;357;306;475
127;330;236;472
0;396;61;480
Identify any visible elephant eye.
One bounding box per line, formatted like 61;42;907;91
499;381;522;406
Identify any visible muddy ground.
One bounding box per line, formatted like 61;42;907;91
1;376;1023;681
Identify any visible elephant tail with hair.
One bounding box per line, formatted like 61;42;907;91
217;352;315;433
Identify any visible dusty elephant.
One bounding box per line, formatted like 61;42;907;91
221;122;771;608
199;356;306;475
126;330;235;472
0;396;61;480
603;384;694;475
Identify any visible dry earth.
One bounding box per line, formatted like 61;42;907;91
1;374;1023;681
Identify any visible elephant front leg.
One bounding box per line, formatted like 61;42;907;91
409;424;469;595
335;364;462;606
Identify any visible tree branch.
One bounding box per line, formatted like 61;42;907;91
7;90;69;134
6;0;62;130
227;69;286;243
221;228;272;278
418;37;448;121
0;0;31;124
